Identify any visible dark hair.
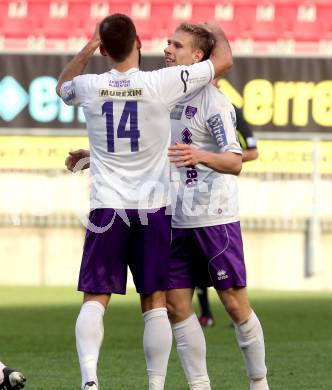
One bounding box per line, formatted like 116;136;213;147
176;23;215;61
99;13;137;62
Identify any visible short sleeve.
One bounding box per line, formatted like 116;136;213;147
206;95;242;155
59;74;90;106
145;60;215;109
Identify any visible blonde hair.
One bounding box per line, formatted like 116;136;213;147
176;23;215;60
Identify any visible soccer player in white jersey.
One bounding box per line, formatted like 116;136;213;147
0;362;26;389
165;23;269;390
56;14;232;390
196;103;259;328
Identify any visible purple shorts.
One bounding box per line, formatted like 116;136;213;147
78;208;171;295
168;222;246;291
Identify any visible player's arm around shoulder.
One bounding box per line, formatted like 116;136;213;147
204;20;233;78
146;59;215;110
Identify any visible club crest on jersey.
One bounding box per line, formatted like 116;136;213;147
182;128;192;144
170;105;184;120
185;106;197;119
207;114;228;148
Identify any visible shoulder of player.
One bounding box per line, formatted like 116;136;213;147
203;84;233;109
210;84;230;101
140;61;209;77
139;65;189;80
73;73;107;86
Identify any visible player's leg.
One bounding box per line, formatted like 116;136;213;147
76;293;110;390
167;288;211;390
167;288;194;323
218;286;251;323
196;286;215;327
207;222;268;389
140;291;172;390
0;362;26;389
217;288;268;389
76;208;130;390
166;228;211;390
130;207;172;390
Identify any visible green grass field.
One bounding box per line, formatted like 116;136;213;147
0;287;331;389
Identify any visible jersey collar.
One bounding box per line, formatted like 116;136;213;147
109;68;139;76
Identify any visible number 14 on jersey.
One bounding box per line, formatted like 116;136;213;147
102;101;140;152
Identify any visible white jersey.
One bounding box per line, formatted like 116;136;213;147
60;61;214;209
170;84;242;228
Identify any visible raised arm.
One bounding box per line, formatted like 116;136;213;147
56;25;100;96
205;20;233;78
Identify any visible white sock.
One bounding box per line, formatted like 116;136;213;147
234;311;268;382
148;375;166;390
172;314;211;389
250;377;269;390
0;361;5;384
76;301;105;388
189;379;212;390
143;308;172;390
